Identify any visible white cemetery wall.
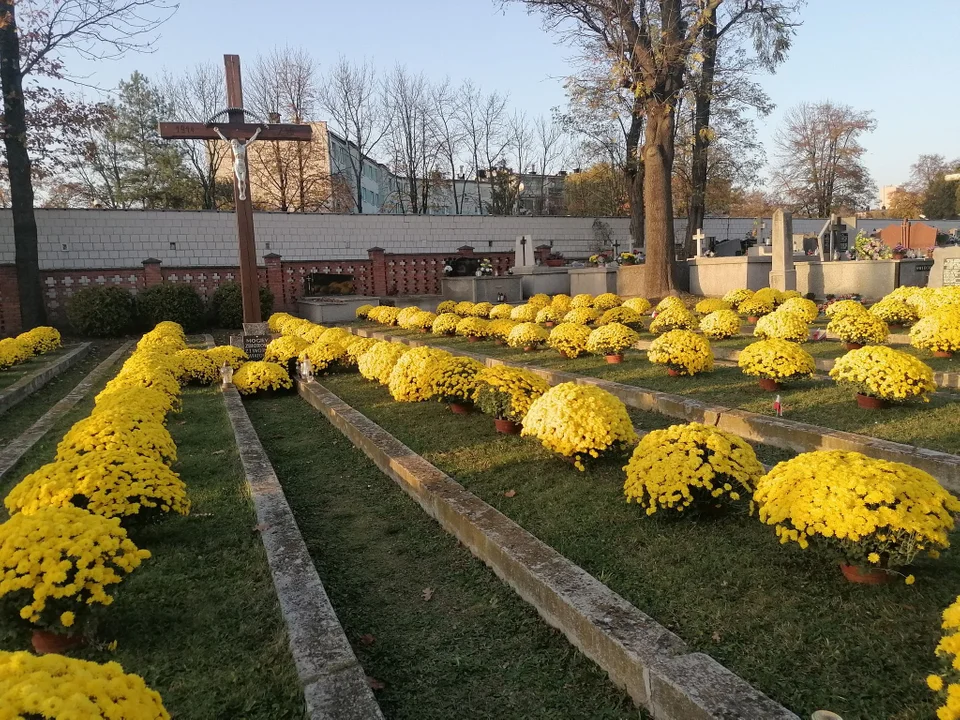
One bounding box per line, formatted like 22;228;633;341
794;260;898;300
687;256;772;296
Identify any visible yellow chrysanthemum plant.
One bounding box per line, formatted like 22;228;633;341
94;387;178;424
410;310;438;331
232;361;293;396
648;329;714;376
754;450;960;582
622;297;652;315
870;298;917;327
489;303;514;319
473;366;551;430
264;335;308;365
356;303;376;319
0;506;151;637
454;301;476;317
456;316;490;341
563;307;601;325
268;312;294;333
738;339;816;390
298;341;348;374
432;312;461;336
17;326;61;355
597;306;643;329
387;346;452;402
367;305;401;326
824;298;867;320
722;288;754;306
694;298;732;315
648;304;697;334
0;337;32;370
571;293;595;309
829;345;935;407
593;292;622;311
430;355;485;414
535;306;563;326
586;323;640;362
6;450;190;523
470;302;494;318
737;295;775;321
700;309;741;340
654;296;686;314
777;297;819;323
623;423;764;516
357;342;409;385
207;345;248;371
528;293;551;308
929;597;960;719
0;652;171;719
342;336;378;368
396;306;423;329
910;308;960;358
436;300;457;314
551;294;573;313
754;311;810;343
752;287;783;308
547;323;592;359
487;319;518;345
522;383;638;471
827;312;888;348
57;412;177;465
510;303;539;322
175;349;219;385
507;322;549;351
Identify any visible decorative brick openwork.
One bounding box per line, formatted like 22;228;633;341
3;247;515;335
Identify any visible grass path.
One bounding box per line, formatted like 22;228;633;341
245;392;639;720
318;371;950;720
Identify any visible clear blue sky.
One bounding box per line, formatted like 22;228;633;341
69;0;960;192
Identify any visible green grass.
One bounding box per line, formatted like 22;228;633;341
316;371;954;720
0;383;305;718
353;323;960;455
244;392;638;720
0;347;74;390
0;340;123;450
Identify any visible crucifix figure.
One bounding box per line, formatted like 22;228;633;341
158;54;312;325
213;124;263;201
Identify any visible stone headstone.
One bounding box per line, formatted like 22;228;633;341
769;209;797;292
241;321;270;361
929;246;960;288
514;235;533;268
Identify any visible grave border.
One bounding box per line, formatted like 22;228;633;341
297;377;799;720
0;342;91;415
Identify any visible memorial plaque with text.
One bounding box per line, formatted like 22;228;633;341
243;335;269;361
944;258;960;286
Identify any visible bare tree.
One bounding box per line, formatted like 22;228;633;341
432;78;466;214
507;0;722;295
385;65;441;214
319;56;390;213
533;114;563;214
164;62;229;209
508;110;531;208
773;101;877;216
455;79;485;212
0;0;176;328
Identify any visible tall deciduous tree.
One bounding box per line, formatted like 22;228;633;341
319;56;390;213
0;0;175;329
506;0;722;295
773;101;877;216
385;65;441;214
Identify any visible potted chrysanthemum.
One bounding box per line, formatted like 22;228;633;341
585;322;640;363
473;366;551;434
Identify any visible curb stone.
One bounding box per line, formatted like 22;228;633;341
0;343;91;416
299;378;799;720
0;341;132;481
348;327;960;492
212;338;383;720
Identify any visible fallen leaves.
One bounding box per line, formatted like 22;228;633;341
504;489;517;498
253;523;271;533
421;587;434;602
359;633;376;647
366;676;386;690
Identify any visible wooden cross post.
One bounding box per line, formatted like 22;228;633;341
158;54;312;325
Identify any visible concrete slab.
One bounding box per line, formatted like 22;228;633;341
0;342;91;415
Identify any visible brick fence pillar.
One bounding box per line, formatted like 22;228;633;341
457;245;475;258
535;244;551;264
142;258;163;288
263;253;285;310
0;264;22;337
368;247;387;297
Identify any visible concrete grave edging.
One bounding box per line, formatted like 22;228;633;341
347;327;960;493
0;342;91;415
298;378;799;720
0;341;132;481
214;354;384;720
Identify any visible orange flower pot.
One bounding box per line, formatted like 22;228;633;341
844;342;863;350
667;368;681;377
32;630;85;655
758;378;781;391
449;402;471;415
934;351;954;358
840;563;892;585
605;354;624;364
494;419;522;435
468;335;480;343
856;393;888;410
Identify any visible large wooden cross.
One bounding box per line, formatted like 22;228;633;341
159;54;312;325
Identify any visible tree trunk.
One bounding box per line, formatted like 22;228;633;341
0;1;45;329
642;102;678;297
684;18;717;261
624;108;645;250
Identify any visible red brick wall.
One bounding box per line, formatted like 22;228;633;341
0;264;21;336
